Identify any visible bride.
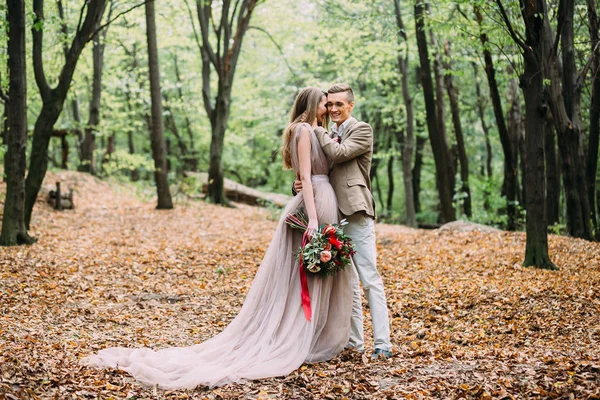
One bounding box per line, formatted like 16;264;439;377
82;87;357;389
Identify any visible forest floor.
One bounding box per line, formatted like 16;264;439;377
1;171;600;400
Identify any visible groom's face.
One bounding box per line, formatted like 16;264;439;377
326;92;354;125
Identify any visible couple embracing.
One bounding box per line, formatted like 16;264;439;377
83;84;392;390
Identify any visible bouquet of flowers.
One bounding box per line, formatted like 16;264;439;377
285;208;355;277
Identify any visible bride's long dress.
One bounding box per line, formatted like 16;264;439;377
82;124;356;389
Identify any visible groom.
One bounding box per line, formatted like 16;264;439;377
295;83;392;359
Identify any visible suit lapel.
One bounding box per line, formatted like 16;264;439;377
340;118;358;143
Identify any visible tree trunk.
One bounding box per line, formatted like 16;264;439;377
386;134;394;212
545;117;560;226
414;0;455;223
2;0;34;245
544;0;592;240
173;54;198;171
412;132;426;215
588;0;600;236
496;0;556;268
444;40;472;218
475;5;519;230
522;58;555;268
24;0;107;228
80;31;103;174
208;93;229;204
197;0;260;205
507;77;526;209
393;0;417;227
472;61;493;179
57;0;83;161
145;0;173;209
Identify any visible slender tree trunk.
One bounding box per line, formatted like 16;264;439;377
587;0;600;236
393;0;417;227
414;0;455;223
412;132;426;215
545;117;560;226
444;40;471;218
472;61;493;179
2;0;34;245
507;77;526;209
387;131;395;212
145;0;173;209
57;0;83;159
80;30;103;174
173;54;198;171
475;5;519;229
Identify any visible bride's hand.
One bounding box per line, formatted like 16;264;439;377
306;219;318;239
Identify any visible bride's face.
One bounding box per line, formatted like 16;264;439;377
316;95;328;124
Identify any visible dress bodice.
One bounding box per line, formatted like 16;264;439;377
289;123;330;177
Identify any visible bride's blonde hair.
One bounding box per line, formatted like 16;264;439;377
282;87;328;169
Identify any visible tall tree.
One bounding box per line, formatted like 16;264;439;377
472;62;493;180
24;0;108;228
2;0;35;245
475;5;519;230
586;0;600;236
57;0;84;157
393;0;417;227
414;0;455;223
543;0;592;240
443;40;472;218
496;0;557;269
80;3;114;174
195;0;262;205
545;117;560;226
145;0;173;209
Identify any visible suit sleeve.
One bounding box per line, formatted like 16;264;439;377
314;124;372;164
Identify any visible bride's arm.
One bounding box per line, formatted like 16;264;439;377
297;125;318;237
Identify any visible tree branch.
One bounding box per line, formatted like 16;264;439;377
248;26;300;82
552;0;566;58
578;40;600;86
196;0;219;69
494;0;528;52
32;0;52;100
93;0;148;37
75;0;87;35
183;0;203;55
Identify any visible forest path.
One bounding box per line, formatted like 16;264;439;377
1;171;599;399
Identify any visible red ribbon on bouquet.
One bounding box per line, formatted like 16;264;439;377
299;232;312;321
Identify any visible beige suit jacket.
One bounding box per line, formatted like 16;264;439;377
315;118;376;218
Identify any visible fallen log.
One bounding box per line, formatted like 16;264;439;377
184;172;292;208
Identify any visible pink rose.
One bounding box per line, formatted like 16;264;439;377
320;250;332;263
323;243;332;251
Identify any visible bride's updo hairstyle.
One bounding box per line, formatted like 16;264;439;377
282;87;326;170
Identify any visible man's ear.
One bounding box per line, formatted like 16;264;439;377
349;102;355;112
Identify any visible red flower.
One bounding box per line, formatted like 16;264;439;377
328;236;343;250
323;225;336;237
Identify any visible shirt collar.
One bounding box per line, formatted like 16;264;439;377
331;117;354;137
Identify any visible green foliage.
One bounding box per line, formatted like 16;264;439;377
101;149;155;178
6;0;596;236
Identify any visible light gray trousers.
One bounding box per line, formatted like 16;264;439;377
343;212;392;352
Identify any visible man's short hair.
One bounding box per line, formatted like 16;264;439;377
328;83;354;103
